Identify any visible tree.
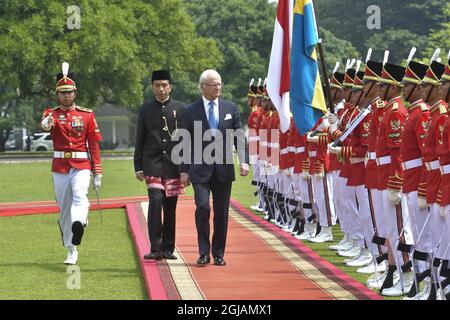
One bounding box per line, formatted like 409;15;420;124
185;0;277;118
315;0;447;64
0;0;222;150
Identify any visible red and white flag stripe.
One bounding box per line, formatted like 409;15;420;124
267;0;293;133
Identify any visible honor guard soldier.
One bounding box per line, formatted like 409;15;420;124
41;62;103;265
248;78;264;212
435;51;450;300
421;53;448;299
398;48;431;299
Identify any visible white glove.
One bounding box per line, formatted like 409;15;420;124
284;169;291;177
321;118;330;130
418;197;428;210
314;172;324;179
41;115;54;131
328;144;342;155
93;174;102;190
302;171;310;180
329;122;338;134
328;113;338;124
440;206;446;218
307;132;319;143
388;189;402;205
288;167;294;176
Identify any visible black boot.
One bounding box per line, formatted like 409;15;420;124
292;217;301;234
426;282;437;300
296;219;306;236
405;273;420;298
380;265;397;292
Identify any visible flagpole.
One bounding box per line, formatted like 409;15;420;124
312;0;334;114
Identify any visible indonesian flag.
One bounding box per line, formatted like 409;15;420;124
267;0;293;133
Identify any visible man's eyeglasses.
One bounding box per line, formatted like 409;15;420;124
202;83;222;88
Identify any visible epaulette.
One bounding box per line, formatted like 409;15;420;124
376;100;385;109
439;104;447;115
52;106;60;111
76;106;93;113
252;106;258;112
420;103;428;112
392;102;399;111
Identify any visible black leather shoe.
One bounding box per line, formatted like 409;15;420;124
163;252;178;260
71;221;84;245
196;255;210;266
144;252;162;260
214;257;226;266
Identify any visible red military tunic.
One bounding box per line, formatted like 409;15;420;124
338;106;368;187
364;99;386;189
333;102;358;181
400;100;429;194
435;102;450;206
286;118;296;170
375;96;407;191
292;126;306;174
258;111;271;164
248;105;264;162
422;101;448;204
307;117;330;175
269;112;280;167
42;105;102;175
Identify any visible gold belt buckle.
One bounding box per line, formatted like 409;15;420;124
425;163;431;171
64;151;72;159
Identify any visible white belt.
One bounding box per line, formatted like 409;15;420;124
248;136;259;142
280;148;289;155
288;147;296;153
350;157;365;164
296;147;305;154
367;152;377;161
260;142;268;147
426;160;440;171
309;151;317;157
401;158;423;171
271;143;280;148
54;151;88;159
441;164;450;175
376;156;391;166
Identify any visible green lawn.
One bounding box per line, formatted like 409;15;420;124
0;159;390;300
0;209;147;300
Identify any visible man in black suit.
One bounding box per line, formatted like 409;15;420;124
134;70;185;261
179;69;249;266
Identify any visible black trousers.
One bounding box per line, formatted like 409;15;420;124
192;170;232;259
147;188;178;254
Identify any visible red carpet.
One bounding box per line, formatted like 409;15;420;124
128;197;382;300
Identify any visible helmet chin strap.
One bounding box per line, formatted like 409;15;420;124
425;85;435;103
383;85;390;102
364;81;376;98
404;84;416;102
446;85;450;104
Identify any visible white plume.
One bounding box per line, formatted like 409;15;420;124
333;62;340;74
407;47;416;64
383;50;390;66
62;62;69;77
430;48;441;64
355;60;362;74
366;48;372;63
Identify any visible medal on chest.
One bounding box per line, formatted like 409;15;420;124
72;116;84;132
